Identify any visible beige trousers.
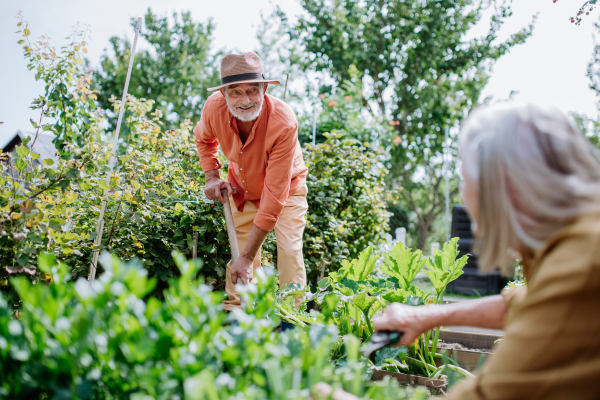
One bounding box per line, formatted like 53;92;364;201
222;185;308;312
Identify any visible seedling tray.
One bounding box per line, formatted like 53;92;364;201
371;370;447;390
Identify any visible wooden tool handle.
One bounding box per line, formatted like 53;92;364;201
221;188;240;263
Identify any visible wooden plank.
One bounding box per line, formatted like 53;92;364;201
371;370;447;390
438;330;502;350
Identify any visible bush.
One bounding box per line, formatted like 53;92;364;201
0;252;424;400
302;133;393;286
0;96;242;303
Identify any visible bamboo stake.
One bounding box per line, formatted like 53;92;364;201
282;73;289;101
88;18;142;282
192;232;198;260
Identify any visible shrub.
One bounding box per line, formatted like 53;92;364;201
0;96;241;303
0;252;425;400
302;133;393;286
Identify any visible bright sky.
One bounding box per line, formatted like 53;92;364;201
0;0;598;143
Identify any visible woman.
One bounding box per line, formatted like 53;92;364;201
332;104;600;399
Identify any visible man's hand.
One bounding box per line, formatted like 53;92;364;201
230;255;254;285
204;169;234;204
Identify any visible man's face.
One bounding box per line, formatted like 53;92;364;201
222;83;264;122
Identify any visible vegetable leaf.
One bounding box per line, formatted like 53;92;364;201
381;242;426;290
424;237;469;296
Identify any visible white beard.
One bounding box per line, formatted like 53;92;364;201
225;88;265;122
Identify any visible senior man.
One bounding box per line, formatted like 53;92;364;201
193;52;308;319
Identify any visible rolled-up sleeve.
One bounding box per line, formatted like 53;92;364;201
193;104;223;172
254;124;298;232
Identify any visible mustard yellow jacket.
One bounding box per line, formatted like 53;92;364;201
444;213;600;399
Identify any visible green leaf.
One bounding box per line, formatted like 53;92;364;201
375;346;409;367
424;237;469;296
383;288;407;304
43;158;54;166
330;247;378;282
174;202;185;215
381;242;426;290
15;145;30;158
15;158;27;171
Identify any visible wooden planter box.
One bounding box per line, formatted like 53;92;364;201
434;329;501;372
433;348;491;372
371;370;447;390
370;330;502;388
438;330;502;351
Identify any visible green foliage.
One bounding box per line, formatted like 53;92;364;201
424;238;468;300
381;243;427;291
302;133;393;286
0;252;425;400
0;94;241;303
278;238;469;380
282;0;535;250
16;12;100;152
93;8;221;130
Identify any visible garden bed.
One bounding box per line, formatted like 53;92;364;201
371;370;447;390
438;329;502;350
433;329;502;372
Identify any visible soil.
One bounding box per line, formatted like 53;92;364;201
436;341;491;354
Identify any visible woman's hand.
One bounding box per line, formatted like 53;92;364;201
372;303;442;346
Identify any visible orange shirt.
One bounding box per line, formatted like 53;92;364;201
193;91;308;232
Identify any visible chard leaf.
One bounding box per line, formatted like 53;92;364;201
381;242;426;290
375;346;409;367
424;237;469;296
330;247;378;283
383;288;407;304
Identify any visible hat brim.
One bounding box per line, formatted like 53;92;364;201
207;78;281;92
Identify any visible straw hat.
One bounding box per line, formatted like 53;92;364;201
208;52;280;91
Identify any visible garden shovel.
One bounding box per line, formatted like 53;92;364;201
362;330;403;362
220;188;240;282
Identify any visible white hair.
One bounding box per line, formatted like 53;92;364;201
224;83;265;122
460;103;600;274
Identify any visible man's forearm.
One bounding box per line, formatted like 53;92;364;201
240;224;269;263
429;295;507;330
205;168;220;183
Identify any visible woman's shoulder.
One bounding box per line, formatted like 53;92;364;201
529;212;600;290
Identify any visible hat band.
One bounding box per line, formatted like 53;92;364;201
221;72;265;85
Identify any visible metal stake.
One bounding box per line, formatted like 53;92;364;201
88;18;142;281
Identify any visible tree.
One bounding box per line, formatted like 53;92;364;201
286;0;534;250
570;18;600;148
92;8;220;130
554;0;598;25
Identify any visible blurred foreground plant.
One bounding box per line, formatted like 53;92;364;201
0;251;424;400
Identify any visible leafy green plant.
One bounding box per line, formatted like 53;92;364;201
302;133;394;286
16;11;99;151
381;243;427;291
278;238;469;381
0;251;427;400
